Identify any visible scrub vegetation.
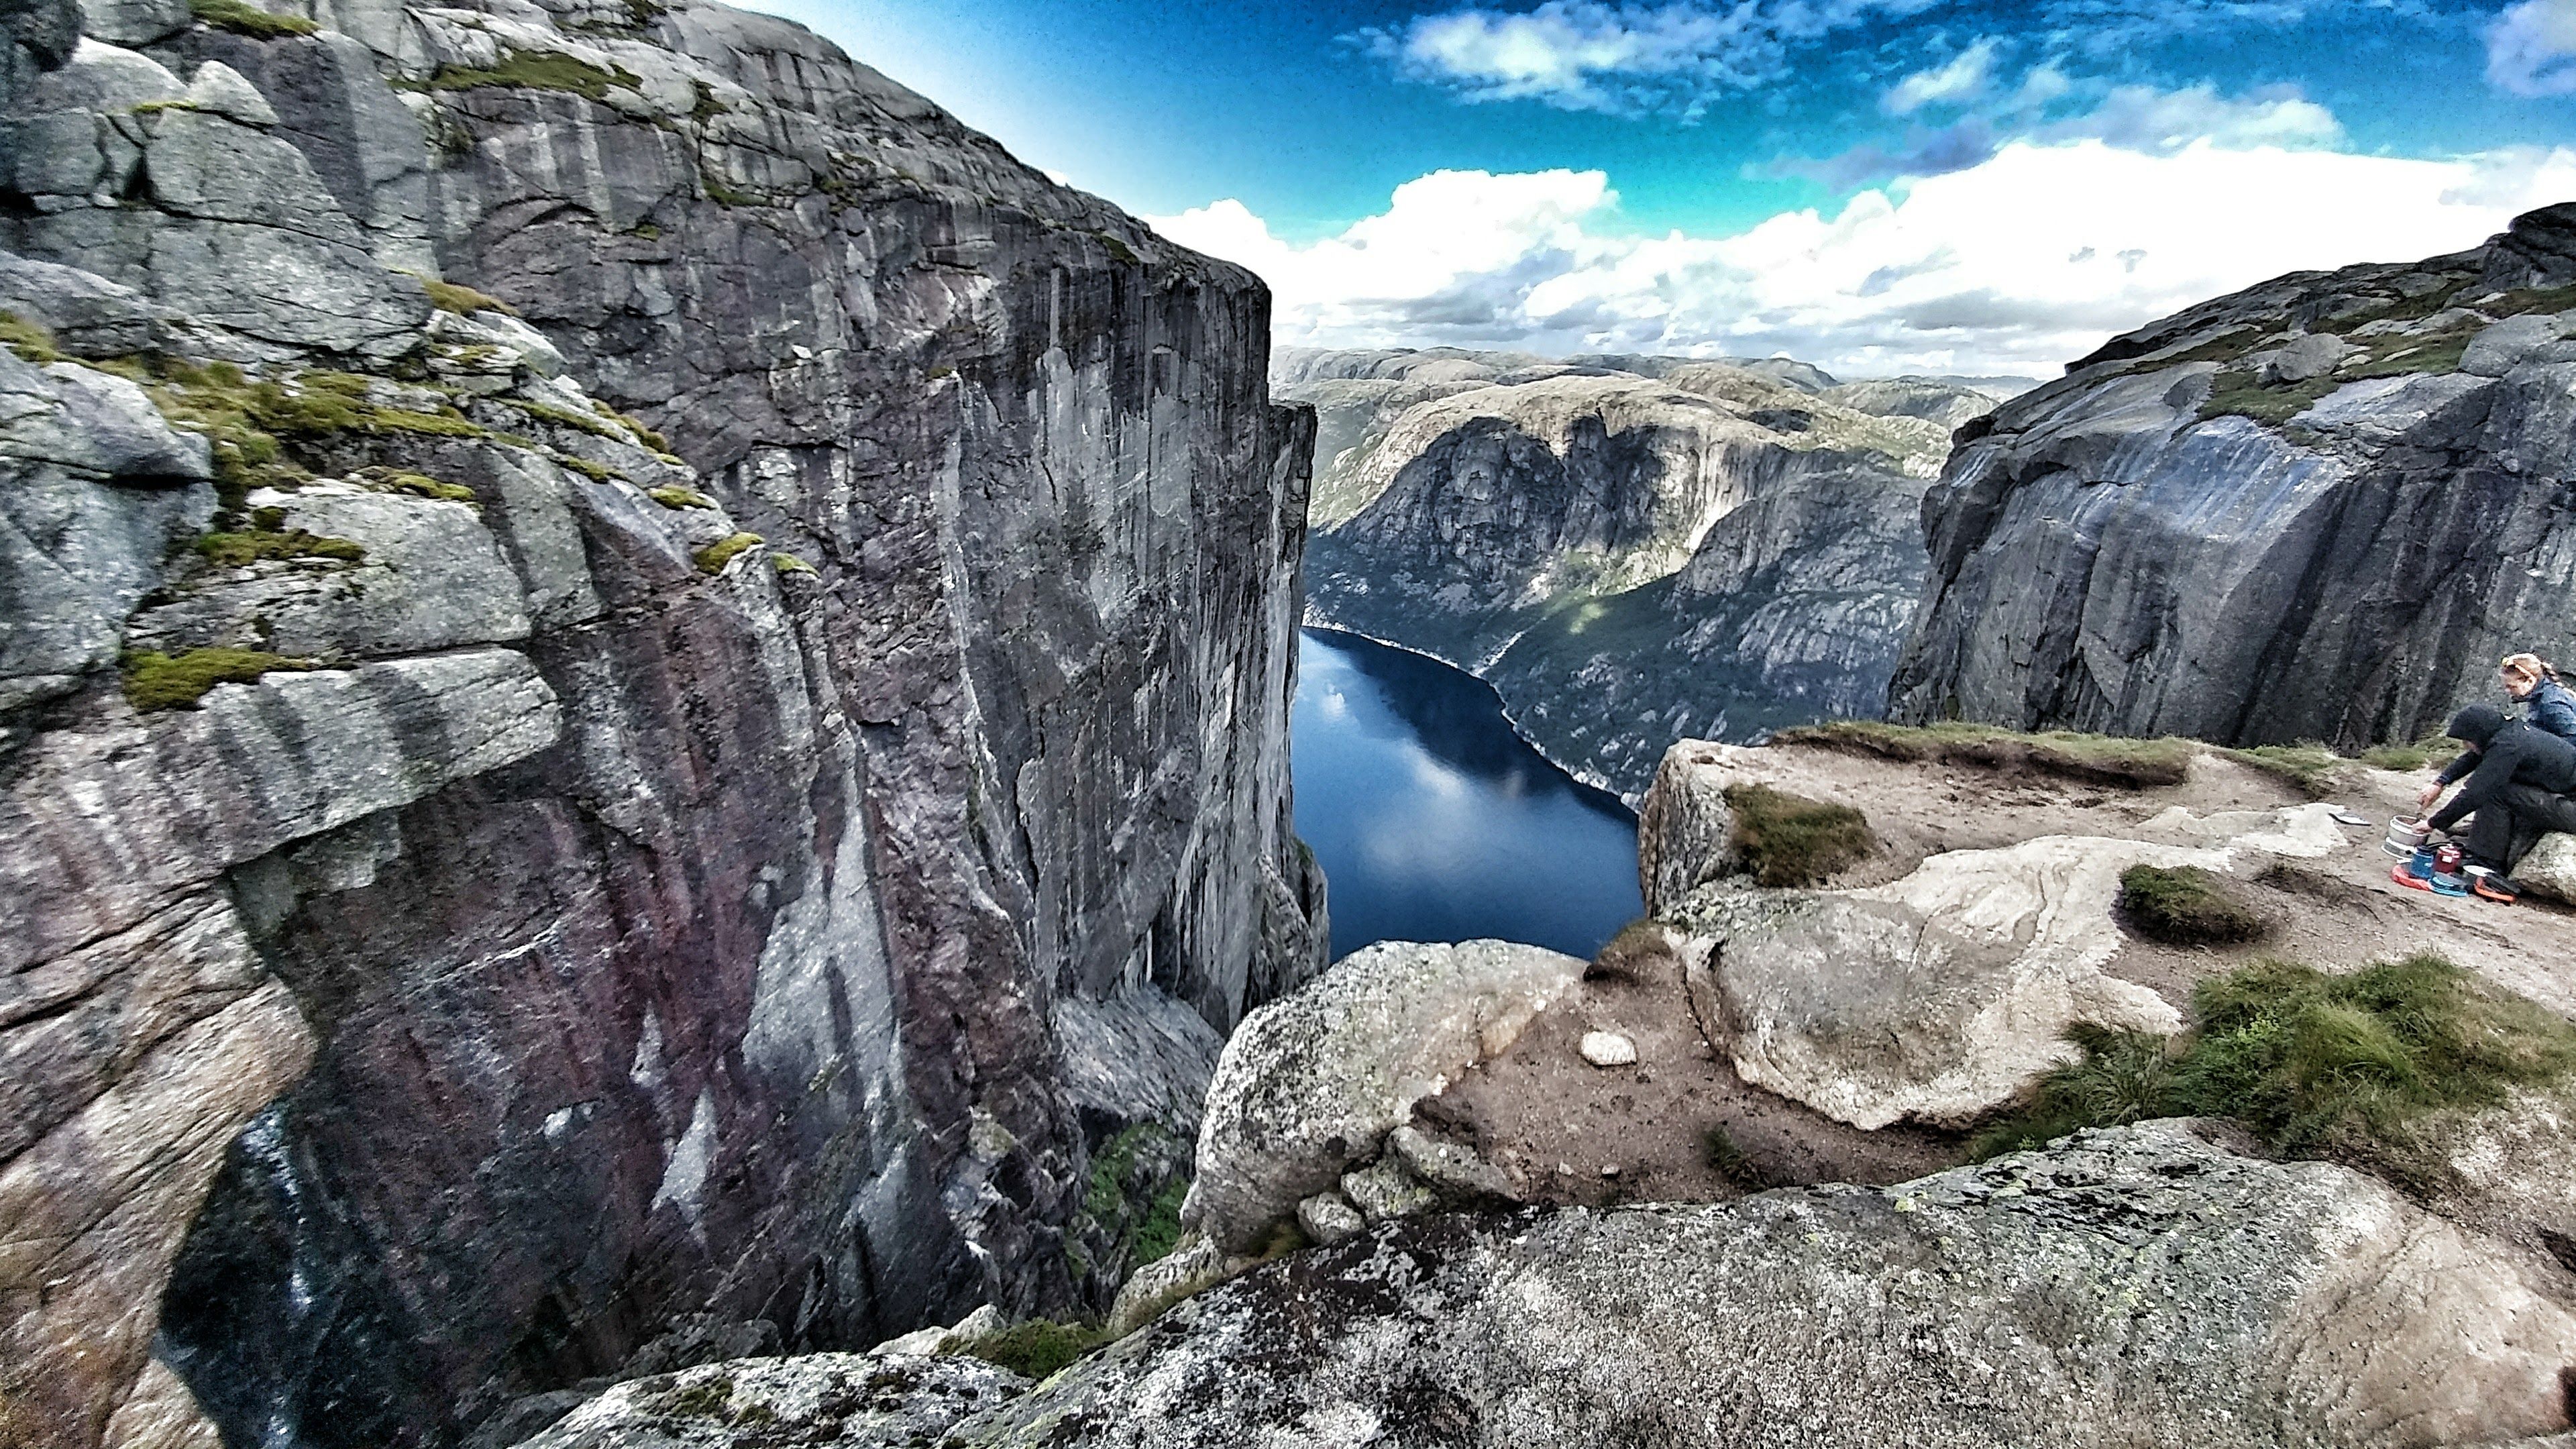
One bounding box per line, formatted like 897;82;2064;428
189;0;317;38
2118;864;2268;945
1972;954;2576;1161
1774;720;2196;789
1724;783;1875;888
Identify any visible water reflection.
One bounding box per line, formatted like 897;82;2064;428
1292;628;1644;962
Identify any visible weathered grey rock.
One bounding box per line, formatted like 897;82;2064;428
519;1352;1030;1449
2519;832;2576;904
2257;330;2351;384
1894;203;2576;750
1646;746;2349;1128
124;484;533;659
1293;1191;1363;1247
1637;741;1735;914
0;250;186;355
971;1122;2576;1449
23;35;178;112
178;61;276;127
1386;1124;1512;1202
72;0;186;46
1337;1159;1437;1224
1183;939;1585;1252
1820;374;2011;427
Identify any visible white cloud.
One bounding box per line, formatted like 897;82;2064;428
2489;0;2576;95
2037;80;2342;151
1149;143;2576;378
1358;0;1941;116
1884;38;1999;115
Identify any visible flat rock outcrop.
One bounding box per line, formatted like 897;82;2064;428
1893;201;2576;748
1640;740;2349;1128
1279;348;1999;799
625;1122;2576;1449
0;2;1323;1445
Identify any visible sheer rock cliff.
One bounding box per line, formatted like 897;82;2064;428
1892;202;2576;747
0;2;1323;1445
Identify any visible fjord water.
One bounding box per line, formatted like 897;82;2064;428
1291;628;1644;961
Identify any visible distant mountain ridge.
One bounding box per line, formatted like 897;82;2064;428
1277;347;2016;799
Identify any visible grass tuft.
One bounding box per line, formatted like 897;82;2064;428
123;648;316;711
419;50;641;101
1587;917;1669;983
771;551;816;576
2361;737;2446;773
2119;864;2267;946
1701;1126;1770;1190
1724;783;1875;888
694;533;762;574
649;486;715;510
414;275;519;317
1972;954;2576;1161
195;527;365;567
2222;742;2345;798
0;311;62;363
1772;720;2194;790
189;0;316;36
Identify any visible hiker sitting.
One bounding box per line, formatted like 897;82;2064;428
2503;653;2576;742
2420;704;2576;899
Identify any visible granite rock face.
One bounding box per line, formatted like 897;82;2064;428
1893;202;2576;748
1280;347;2000;800
0;3;1322;1446
983;1121;2576;1448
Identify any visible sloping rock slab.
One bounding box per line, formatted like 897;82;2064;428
1183;939;1585;1252
974;1122;2576;1449
1668;806;2342;1130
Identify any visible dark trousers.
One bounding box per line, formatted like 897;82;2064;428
2460;783;2576;871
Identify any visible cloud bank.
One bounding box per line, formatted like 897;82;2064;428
2490;0;2576;95
1148;141;2576;378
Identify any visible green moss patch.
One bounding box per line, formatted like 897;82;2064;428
123;648;317;711
380;472;476;502
2119;864;2267;946
413;275;519;317
771;551;816;576
693;532;762;574
1724;783;1875;888
950;1320;1106;1381
1774;720;2196;790
1973;954;2576;1161
419;50;641;101
648;486;714;510
555;453;623;483
0;311;62;364
503;396;628;441
195;527;364;567
2361;738;2445;773
189;0;316;37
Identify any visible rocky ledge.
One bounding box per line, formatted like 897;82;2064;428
0;0;1322;1444
1892;201;2576;748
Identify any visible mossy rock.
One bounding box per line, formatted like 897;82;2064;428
189;0;315;37
648;486;715;511
416;50;642;102
950;1320;1105;1381
2118;864;2266;946
1724;783;1874;888
0;311;62;364
693;532;762;574
413;275;518;318
123;648;316;712
194;527;366;567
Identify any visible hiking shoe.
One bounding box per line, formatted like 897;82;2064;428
2475;873;2522;904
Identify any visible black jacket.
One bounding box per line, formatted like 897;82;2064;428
2431;711;2576;831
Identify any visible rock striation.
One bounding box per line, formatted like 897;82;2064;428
1893;201;2576;748
0;2;1323;1446
1279;347;2006;800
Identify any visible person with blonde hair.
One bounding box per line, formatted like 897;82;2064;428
2502;653;2576;741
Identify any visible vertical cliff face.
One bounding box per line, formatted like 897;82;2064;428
1891;203;2576;747
0;1;1323;1444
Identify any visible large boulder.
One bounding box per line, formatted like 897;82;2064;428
517;1350;1029;1449
973;1121;2576;1448
1182;939;1585;1252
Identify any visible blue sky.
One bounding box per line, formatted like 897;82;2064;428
754;0;2576;374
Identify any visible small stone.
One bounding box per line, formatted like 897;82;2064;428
1579;1030;1638;1068
1340;1161;1436;1224
1387;1124;1511;1203
1601;1165;1619;1178
1296;1191;1365;1246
